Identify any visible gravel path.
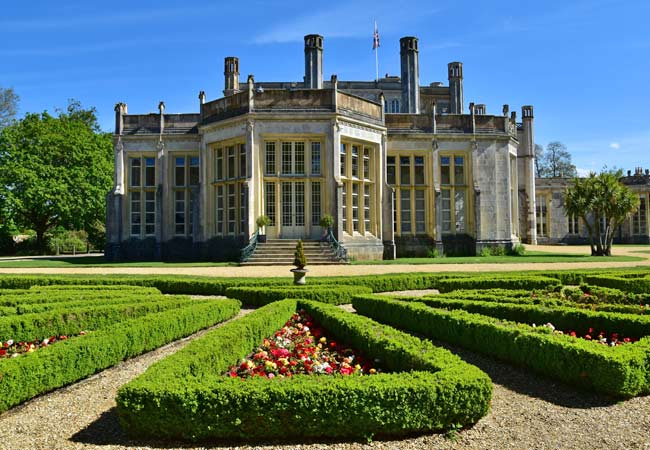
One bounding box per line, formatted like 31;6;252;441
1;294;649;449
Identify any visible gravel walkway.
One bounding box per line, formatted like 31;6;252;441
1;294;649;449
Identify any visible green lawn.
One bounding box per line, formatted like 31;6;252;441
0;256;237;268
351;251;644;265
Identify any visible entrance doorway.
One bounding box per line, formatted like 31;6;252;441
280;181;305;238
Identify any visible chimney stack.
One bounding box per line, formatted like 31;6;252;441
304;34;323;89
224;57;240;96
448;62;464;114
399;36;420;113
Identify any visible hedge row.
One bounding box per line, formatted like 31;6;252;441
578;284;650;305
352;295;650;397
583;274;650;294
412;296;650;338
116;299;491;441
435;276;561;293
0;296;208;342
0;298;240;413
224;285;373;306
0;288;163;308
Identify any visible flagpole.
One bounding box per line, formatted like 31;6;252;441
374;21;379;81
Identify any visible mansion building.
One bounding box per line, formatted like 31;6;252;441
106;34;540;261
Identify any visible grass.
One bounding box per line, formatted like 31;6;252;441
351;251;644;265
0;256;236;268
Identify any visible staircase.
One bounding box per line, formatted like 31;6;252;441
241;239;347;266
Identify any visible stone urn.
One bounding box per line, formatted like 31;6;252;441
290;268;308;285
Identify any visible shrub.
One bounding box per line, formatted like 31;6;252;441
293;240;307;269
353;295;650;397
224;285;372;306
0;298;240;412
117;299;491;441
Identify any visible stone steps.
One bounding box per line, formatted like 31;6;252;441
241;239;347;266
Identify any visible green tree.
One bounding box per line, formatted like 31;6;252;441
0;86;19;130
564;170;639;256
0;100;113;253
537;141;577;178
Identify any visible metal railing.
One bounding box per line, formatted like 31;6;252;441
240;229;259;263
324;228;349;262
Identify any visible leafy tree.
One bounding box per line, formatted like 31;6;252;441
0;100;113;253
564;170;639;256
537;141;577;178
0;86;19;130
534;144;544;178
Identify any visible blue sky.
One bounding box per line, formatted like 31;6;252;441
2;0;649;174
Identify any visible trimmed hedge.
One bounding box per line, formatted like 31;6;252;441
353;295;650;397
583;274;650;294
0;298;241;412
224;285;373;306
435;276;561;293
0;296;209;342
0;288;163;307
579;284;650;305
116;299;491;441
412;296;650;339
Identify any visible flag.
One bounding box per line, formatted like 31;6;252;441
373;22;380;50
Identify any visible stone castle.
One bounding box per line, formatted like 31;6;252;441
107;33;650;261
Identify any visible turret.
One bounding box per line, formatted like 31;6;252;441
448;62;464;114
304;34;323;89
522;105;534;157
399;36;420;113
223;57;240;97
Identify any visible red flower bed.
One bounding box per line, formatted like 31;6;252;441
536;323;639;346
0;331;87;359
228;310;377;379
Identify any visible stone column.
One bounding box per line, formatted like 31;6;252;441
380;132;395;259
522;105;537;244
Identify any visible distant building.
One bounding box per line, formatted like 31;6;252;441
535;168;650;245
106;34;537;261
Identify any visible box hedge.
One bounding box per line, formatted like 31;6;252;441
352;295;650;397
224;285;373;306
0;298;240;412
116;299;491;441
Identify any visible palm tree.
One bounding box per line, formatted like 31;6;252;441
564;170;639;256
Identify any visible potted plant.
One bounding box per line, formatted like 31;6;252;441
290;239;308;285
256;215;272;243
319;214;334;240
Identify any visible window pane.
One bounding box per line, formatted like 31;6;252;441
364;184;371;232
340;143;346;177
441;157;450;185
189;157;199;186
352;146;359;178
240;183;246;234
454;156;465;185
414;156;425;185
240;144;246;178
216;148;223;181
415;190;425;233
363;147;370;180
342;183;347;231
130;192;141;235
145;158;155;186
387;156;396;185
228;184;236;233
145;191;155;234
175;190;185;235
311;181;321;225
400;156;410;185
265;142;276;176
175;157;185;187
227;147;236;179
130;158;141;187
294;142;305;175
282;142;292;175
442;190;451;232
265;182;276;226
295;182;305;226
216;186;224;234
282;182;292;226
400;190;411;233
311;142;321;175
454;190;465;232
352;183;359;231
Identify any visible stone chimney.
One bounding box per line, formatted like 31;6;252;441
114;102;127;135
448;62;464;114
224;57;240;96
399;36;420;113
304;34;323;89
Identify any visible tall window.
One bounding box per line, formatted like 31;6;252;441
311;181;321;225
536;194;548;237
214;143;246;236
387;154;428;235
440;155;466;234
311;142;321;175
384;98;400;113
265;182;276;226
129;156;156;237
568;214;579;235
173;155;199;236
265;142;276;176
633;195;647;235
340;143;375;234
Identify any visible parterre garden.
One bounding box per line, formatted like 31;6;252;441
0;268;648;443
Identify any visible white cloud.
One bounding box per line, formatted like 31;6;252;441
609;142;621;149
576;167;592;177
